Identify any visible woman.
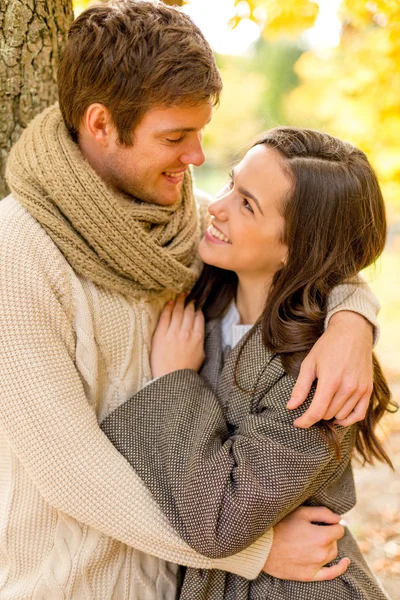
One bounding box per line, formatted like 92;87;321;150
102;127;394;598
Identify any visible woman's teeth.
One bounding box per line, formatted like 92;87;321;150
210;224;232;243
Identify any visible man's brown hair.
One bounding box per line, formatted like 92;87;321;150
58;0;222;144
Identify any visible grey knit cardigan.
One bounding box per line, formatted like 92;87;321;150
101;319;390;600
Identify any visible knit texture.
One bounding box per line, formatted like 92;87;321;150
5;104;202;298
102;318;390;600
0;196;273;600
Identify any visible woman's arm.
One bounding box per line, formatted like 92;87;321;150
0;210;270;578
101;360;353;559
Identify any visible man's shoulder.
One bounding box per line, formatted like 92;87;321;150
0;194;26;219
0;194;41;238
0;194;72;285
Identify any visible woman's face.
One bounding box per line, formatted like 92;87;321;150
198;144;292;283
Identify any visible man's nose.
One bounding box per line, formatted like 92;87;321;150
180;136;206;167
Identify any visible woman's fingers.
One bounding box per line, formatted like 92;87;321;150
169;293;186;331
194;309;205;338
181;300;196;335
156;300;174;335
313;557;351;581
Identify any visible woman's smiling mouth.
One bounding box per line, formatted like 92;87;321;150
206;223;232;244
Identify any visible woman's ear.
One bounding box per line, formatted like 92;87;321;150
281;247;288;267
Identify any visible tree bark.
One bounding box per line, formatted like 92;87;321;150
0;0;73;198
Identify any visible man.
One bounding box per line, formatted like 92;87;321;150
0;1;378;598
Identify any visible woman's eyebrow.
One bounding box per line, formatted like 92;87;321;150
232;167;264;215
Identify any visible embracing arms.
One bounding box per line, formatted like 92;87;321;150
101;348;355;559
102;285;377;579
0;201;271;578
291;279;379;427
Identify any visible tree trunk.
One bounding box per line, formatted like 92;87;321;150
0;0;74;198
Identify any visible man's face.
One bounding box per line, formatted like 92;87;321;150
103;102;213;205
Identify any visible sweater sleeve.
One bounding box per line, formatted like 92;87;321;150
0;202;269;580
325;276;380;345
101;365;354;560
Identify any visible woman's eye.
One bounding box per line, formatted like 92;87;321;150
243;198;254;213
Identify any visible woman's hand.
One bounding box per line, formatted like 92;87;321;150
151;294;205;379
263;506;350;581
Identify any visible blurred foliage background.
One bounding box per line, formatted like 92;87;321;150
201;0;400;383
73;0;400;592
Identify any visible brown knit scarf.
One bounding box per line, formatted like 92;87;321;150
6;104;202;298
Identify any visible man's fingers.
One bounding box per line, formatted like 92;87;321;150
322;393;358;421
323;523;346;543
300;505;341;525
287;360;316;410
334;392;369;423
313;558;351;582
328;394;360;422
293;382;334;428
323;376;367;420
334;394;369;426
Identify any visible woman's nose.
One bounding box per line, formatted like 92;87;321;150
208;196;228;221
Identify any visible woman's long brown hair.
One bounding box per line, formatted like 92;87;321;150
189;127;396;467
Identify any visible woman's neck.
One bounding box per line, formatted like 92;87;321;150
235;276;272;325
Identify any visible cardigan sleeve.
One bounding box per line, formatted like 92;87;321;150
325;276;380;344
0;201;270;580
101;365;354;560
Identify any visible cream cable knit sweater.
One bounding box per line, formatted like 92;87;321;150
0;195;273;600
0;194;379;600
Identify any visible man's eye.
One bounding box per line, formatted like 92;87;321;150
166;137;183;144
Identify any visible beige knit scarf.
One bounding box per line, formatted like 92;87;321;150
6;104;202;298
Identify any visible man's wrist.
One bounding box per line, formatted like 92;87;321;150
329;310;373;335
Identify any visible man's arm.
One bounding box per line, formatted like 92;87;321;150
0;204;270;579
263;506;350;582
288;278;378;428
196;188;379;430
101;356;354;559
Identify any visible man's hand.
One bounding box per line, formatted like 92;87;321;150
287;311;373;428
263;506;350;581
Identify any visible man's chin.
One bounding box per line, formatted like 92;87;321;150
155;190;183;206
120;188;182;206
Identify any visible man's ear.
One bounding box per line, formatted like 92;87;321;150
82;103;115;147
